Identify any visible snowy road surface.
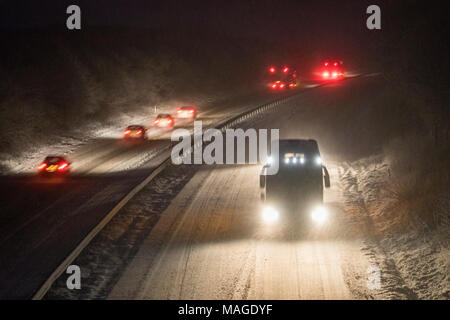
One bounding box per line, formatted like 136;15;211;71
109;164;370;299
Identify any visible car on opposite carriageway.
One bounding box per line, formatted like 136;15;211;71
37;156;71;176
175;106;197;120
123;125;148;140
154;113;175;129
320;60;344;80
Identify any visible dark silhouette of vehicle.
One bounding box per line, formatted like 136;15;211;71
259;139;330;224
320;60;344;80
266;65;298;90
175;106;197;120
123;125;148;140
37;156;71;176
154;114;175;129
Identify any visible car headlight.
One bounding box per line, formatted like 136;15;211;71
311;206;328;224
315;156;322;165
262;206;279;223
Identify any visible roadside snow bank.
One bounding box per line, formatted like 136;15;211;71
340;155;449;299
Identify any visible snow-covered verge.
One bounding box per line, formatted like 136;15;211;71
0;93;223;174
339;151;449;299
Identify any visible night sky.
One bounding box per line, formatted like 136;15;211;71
0;0;447;77
0;1;375;41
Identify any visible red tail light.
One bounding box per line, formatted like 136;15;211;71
279;83;285;88
269;67;275;73
334;62;338;66
324;62;329;66
332;71;338;78
283;67;289;73
124;130;131;135
136;130;143;135
177;109;182;113
323;71;330;78
154;119;160;124
58;163;68;171
168;119;173;123
38;163;47;171
271;83;277;89
189;109;194;113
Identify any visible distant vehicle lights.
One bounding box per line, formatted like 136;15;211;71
38;156;70;175
321;60;344;80
271;81;287;90
267;65;297;90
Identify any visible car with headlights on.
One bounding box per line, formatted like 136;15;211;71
154;114;175;129
321;60;344;80
175;106;197;120
37;156;71;176
259;139;330;225
123;125;148;140
267;65;298;90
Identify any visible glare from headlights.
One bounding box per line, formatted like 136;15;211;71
292;157;297;164
311;206;328;224
284;158;290;164
315;156;322;165
263;207;279;223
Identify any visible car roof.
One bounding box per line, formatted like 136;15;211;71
180;106;194;109
44;156;66;162
157;113;171;117
127;125;145;129
278;139;320;156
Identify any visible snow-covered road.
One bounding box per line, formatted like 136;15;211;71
108;163;370;299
